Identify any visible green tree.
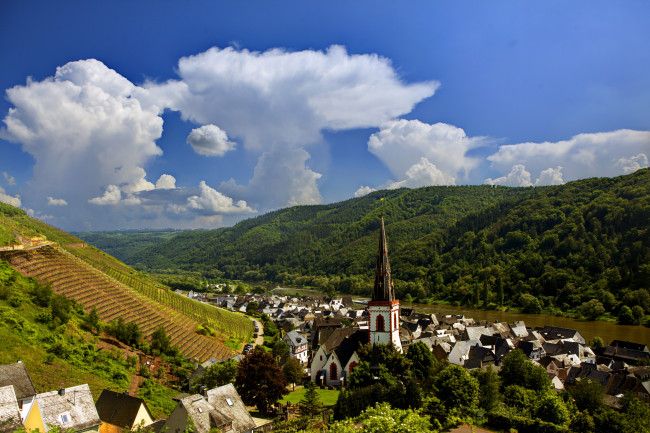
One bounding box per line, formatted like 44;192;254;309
329;402;432;433
150;326;172;355
618;305;635;324
50;294;71;324
282;357;303;391
591;336;604;348
433;364;478;412
579;299;605;321
273;340;290;361
191;359;238;392
31;283;53;307
235;349;288;414
500;349;551;392
620;391;650;432
632;305;645;324
299;381;322;418
474;365;501;412
571;378;603;413
246;301;259;315
535;392;570;425
85;307;101;333
405;341;435;383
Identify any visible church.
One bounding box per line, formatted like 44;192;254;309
310;217;402;386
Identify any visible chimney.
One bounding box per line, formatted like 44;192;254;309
58;388;65;397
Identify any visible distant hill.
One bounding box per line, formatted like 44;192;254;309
121;169;650;317
124;184;534;279
0;203;253;362
72;229;183;262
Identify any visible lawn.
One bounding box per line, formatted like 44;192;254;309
281;386;340;406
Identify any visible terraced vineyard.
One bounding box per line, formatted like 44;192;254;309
0;244;252;362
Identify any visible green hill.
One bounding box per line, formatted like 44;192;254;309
123;184;534;280
0;203;253;362
122;169;650;318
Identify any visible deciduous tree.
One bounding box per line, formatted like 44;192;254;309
235;349;288;414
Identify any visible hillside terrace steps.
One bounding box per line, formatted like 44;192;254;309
0;245;237;362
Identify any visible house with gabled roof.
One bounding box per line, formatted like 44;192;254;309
282;330;309;365
0;385;22;433
32;384;101;432
95;389;155;433
0;361;37;423
164;384;263;433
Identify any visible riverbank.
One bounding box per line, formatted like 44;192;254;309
272;287;649;346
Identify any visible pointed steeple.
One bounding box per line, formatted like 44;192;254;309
372;216;395;302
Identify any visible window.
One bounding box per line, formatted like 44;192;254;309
226;398;234;406
329;363;338;381
376;315;385;332
349;361;358;373
59;413;70;424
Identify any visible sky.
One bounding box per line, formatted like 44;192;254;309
0;1;649;231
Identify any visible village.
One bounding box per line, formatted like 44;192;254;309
1;219;649;433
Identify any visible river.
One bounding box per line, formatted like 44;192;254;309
401;302;650;346
272;287;649;346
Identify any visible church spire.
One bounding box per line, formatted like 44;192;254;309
372;216;395;302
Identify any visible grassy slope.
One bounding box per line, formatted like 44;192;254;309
0;265;177;418
0;205;253;362
281;387;340;406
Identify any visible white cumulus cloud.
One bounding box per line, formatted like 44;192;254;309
0;187;21;208
354;186;376;198
485;164;533;187
186;124;236;157
367;119;484;187
144;45;437;210
1;59;163;224
1;46;437;228
47;197;68;206
155;174;177;189
487;130;650;182
88;185;122;205
187;181;255;214
616;153;648;174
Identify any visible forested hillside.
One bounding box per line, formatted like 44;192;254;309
124;185;535;282
121;169;650;318
391;168;650;318
71;229;182;261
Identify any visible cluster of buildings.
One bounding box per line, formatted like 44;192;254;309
0;361;270;433
200;218;650;407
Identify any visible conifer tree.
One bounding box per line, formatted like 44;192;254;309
300;381;322;418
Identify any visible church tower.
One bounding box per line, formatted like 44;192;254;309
367;216;402;351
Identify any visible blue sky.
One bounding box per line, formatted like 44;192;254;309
1;1;649;231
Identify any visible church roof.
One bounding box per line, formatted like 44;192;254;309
372;216;395;302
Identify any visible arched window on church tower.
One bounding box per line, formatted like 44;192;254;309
376;314;385;332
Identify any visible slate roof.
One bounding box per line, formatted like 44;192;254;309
610;340;649;353
0;385;22;433
36;384;101;432
283;330;307;348
95;389;154;429
0;362;37;400
205;384;256;433
537;326;583;343
322;328;363;355
332;330;367;367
